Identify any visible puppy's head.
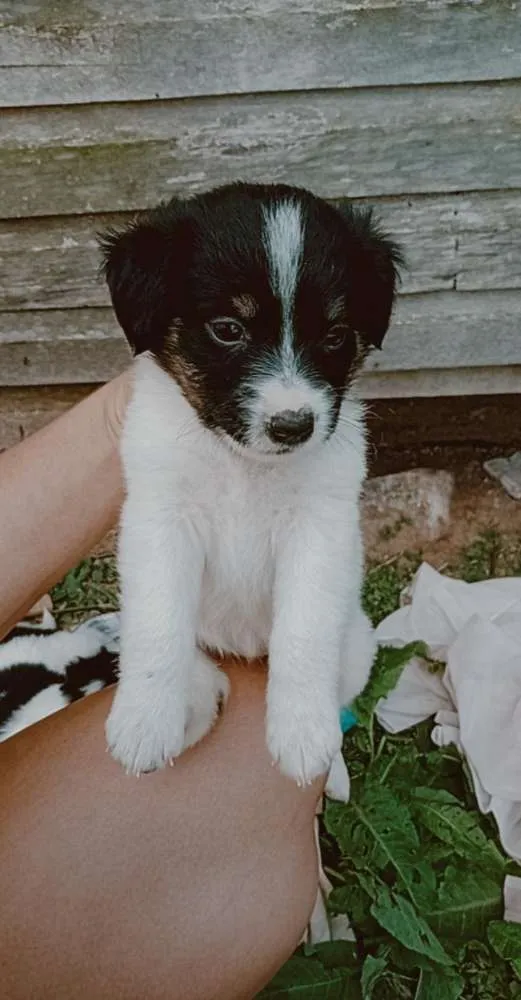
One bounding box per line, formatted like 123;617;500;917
101;183;401;455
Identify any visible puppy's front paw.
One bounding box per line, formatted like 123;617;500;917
266;690;342;786
183;652;230;749
106;682;186;775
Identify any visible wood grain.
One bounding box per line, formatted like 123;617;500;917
2;82;520;220
0;309;130;386
366;291;521;373
2;1;520;106
2;1;520;398
361;367;521;398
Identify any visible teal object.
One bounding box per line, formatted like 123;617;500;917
340;706;358;733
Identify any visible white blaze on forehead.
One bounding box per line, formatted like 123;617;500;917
262;200;304;362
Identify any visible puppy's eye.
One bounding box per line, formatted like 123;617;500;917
322;325;350;352
206;317;246;346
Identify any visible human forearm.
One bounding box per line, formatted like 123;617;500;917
0;369;132;638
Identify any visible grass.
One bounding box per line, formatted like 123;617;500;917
49;533;521;999
51;554;119;629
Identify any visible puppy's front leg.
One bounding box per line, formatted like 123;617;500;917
106;494;204;775
267;512;356;786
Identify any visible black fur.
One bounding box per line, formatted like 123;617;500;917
0;663;63;730
61;648;118;702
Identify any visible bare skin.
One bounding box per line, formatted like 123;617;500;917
0;371;324;999
0;370;131;639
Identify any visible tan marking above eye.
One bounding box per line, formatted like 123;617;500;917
231;294;258;320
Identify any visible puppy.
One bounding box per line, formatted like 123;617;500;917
101;182;401;788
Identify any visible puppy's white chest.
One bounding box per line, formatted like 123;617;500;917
197;464;291;658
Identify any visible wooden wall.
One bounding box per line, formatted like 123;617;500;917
1;1;521;448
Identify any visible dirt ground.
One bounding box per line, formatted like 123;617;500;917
363;395;521;566
363;459;521;568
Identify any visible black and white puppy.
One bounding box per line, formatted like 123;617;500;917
101;182;401;788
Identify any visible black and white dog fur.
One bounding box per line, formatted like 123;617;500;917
98;182;400;790
0;615;119;743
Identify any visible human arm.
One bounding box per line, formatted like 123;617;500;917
0;369;132;639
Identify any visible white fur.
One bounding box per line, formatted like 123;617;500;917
263;199;303;363
243;361;334;453
1;685;69;742
107;355;374;784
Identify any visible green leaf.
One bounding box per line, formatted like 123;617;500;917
353;642;428;727
325;783;431;906
370;886;452;967
412;788;505;872
329;885;363;917
326;782;419;871
414;966;464;999
328;881;380;936
426;866;503;941
390;945;441;974
488;921;521;978
361;954;388;998
256;956;352;999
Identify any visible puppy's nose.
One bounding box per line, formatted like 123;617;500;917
266;408;314;446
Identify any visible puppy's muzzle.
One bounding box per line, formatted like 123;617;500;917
266;407;314;446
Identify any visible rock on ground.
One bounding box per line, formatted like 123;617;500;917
363;469;454;549
484;453;521;501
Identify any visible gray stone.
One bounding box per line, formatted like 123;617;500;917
484;453;521;500
363;468;454;542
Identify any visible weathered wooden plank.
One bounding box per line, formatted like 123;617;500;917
2;82;520;220
361;367;521;398
1;291;520;388
374;192;521;294
0;310;130;385
0;1;461;23
366;291;521;373
0;214;113;311
1;1;520;107
2;190;521;312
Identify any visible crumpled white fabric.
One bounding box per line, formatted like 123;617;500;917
304;816;355;946
375;562;521;863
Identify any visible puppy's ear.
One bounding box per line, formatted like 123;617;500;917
338;205;403;349
99;203;187;354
